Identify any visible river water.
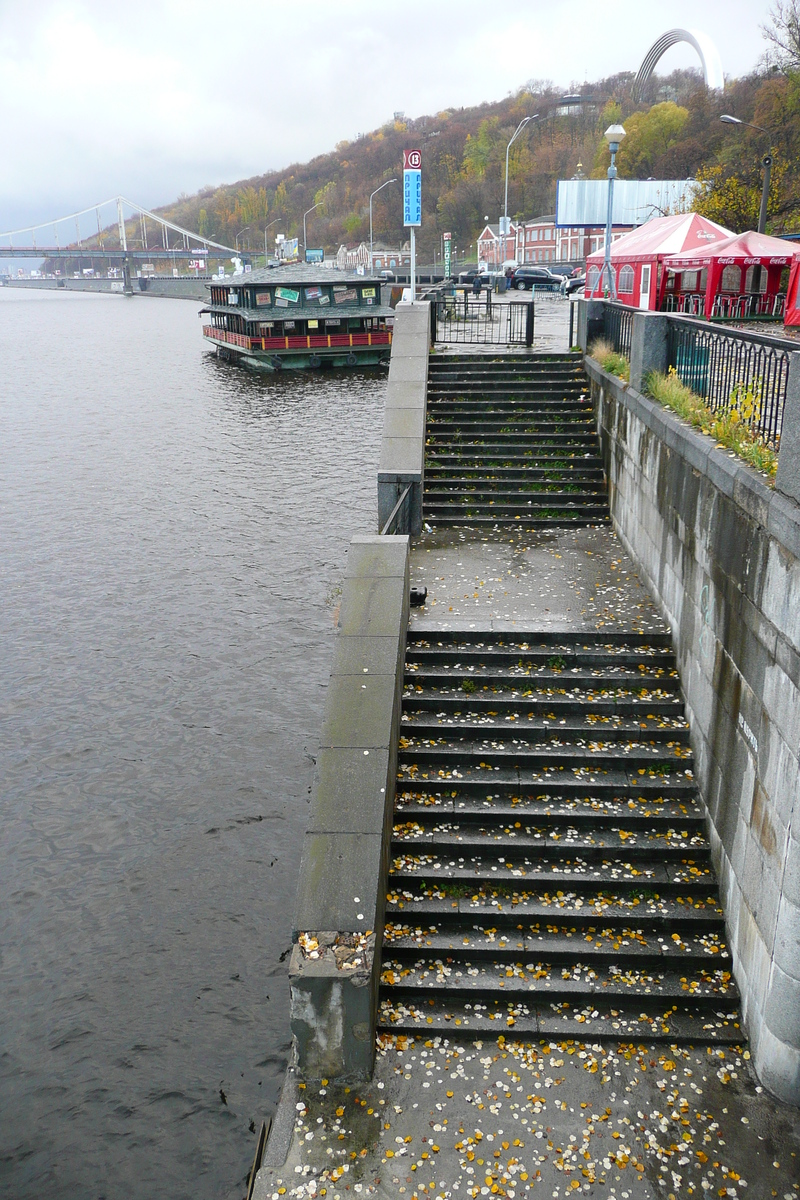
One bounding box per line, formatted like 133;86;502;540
0;289;384;1199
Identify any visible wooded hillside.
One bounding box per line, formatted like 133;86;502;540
154;8;800;257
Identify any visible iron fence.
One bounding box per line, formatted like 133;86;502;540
431;297;533;345
603;302;634;357
666;316;791;448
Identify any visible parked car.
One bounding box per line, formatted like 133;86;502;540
565;272;586;295
379;269;395;280
510;266;560;291
547;265;580;280
458;267;491;284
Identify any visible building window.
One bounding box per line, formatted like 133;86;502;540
618;264;634;294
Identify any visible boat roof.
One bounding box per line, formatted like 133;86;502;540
213;264;385;288
206;301;395;322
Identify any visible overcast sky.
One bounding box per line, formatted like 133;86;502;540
0;0;775;233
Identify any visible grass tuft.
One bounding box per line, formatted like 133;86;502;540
588;339;630;382
645;368;778;481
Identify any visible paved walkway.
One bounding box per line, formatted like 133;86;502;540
255;526;800;1200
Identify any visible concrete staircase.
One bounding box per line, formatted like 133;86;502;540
424;354;608;528
378;629;741;1044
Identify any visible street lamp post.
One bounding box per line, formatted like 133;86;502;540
720;115;773;234
263;217;281;264
369;178;398;274
602;124;626;300
303;202;322;260
235;227;250;254
503;115;539;267
721;115;774;304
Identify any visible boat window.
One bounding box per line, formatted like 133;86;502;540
721;265;741;292
255;291;272;306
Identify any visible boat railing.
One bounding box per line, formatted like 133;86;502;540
202;326;392;352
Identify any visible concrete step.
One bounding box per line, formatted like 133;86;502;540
391;822;708;856
385;889;724;926
388;851;714;890
380;958;736;1002
395;789;704;823
383;923;729;963
377;995;742;1043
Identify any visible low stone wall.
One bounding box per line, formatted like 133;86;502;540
289;534;410;1080
585;356;800;1105
2;277;209;300
377;301;430;534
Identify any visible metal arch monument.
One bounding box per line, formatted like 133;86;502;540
632;28;724;100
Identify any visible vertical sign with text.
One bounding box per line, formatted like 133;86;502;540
443;231;451;277
403;149;422;226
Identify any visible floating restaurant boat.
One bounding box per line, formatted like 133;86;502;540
201;264;394;371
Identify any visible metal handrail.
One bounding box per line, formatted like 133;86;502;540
380;483;413;535
666;312;797;353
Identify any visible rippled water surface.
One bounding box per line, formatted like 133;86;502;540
0;289;384;1199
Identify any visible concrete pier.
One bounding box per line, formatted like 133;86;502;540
251;305;800;1198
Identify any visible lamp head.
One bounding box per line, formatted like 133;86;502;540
604;123;626;153
720;114;742;125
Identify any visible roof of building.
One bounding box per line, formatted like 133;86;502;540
206;299;394;322
217;264;384;288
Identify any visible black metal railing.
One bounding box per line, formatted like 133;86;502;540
431;297;533;345
380;483;413;535
666;316;791;448
603;302;634;357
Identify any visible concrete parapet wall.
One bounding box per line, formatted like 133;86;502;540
585;355;800;1105
377;301;430;534
289;534;410;1079
2;276;209;300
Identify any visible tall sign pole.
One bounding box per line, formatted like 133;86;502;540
403;149;422;301
443;231;451;279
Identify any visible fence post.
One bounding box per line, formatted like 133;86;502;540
775;350;800;505
576;298;605;353
629;311;669;393
525;301;535;348
429;300;437;345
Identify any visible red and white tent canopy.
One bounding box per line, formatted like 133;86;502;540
585;214;733;307
663;229;794;271
663;228;796;321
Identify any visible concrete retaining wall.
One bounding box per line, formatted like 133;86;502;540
2;277;209;300
377;301;430;535
585;356;800;1105
289;534;410;1080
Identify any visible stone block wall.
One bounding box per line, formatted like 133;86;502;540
585;358;800;1106
289;534;409;1080
377;301;429;534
